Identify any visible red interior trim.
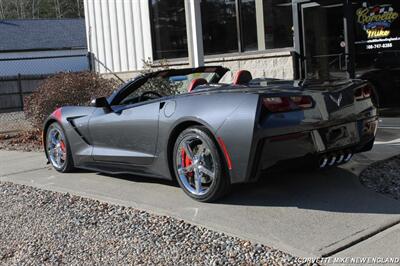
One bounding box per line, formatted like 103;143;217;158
232;71;243;85
188;78;207;92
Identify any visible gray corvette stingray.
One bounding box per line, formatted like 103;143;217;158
44;66;378;202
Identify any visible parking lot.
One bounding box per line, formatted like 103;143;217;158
0;118;399;259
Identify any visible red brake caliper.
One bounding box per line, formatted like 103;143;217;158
181;149;193;177
60;140;66;152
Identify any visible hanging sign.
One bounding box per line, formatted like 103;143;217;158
357;4;398;38
355;2;400;51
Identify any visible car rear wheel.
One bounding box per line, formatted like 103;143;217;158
46;122;75;173
173;126;230;202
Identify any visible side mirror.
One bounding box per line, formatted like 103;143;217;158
91;97;112;112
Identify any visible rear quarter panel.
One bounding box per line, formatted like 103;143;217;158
151;91;259;183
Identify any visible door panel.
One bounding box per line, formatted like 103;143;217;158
88;102;160;165
299;0;348;80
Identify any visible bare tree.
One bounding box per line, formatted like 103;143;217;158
15;0;21;18
0;0;5;19
32;0;35;18
76;0;80;17
0;0;84;19
20;0;25;18
54;0;61;18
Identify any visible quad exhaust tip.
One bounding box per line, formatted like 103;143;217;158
320;151;353;168
320;158;328;168
344;152;353;162
336;154;344;164
328;156;337;166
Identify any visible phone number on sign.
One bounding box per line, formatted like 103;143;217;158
366;42;393;50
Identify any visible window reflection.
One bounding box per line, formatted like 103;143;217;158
150;0;188;59
201;0;239;55
241;0;258;51
263;0;293;49
149;0;294;60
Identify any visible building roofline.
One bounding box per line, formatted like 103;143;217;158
0;47;87;53
0;18;84;22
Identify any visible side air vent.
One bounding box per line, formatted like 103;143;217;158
67;118;91;145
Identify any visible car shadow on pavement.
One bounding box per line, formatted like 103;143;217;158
218;167;400;214
95;166;400;214
97;172;179;187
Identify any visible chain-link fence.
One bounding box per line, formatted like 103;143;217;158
0;54;90;133
0;112;33;133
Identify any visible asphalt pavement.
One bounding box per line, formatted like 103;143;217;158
0;118;399;259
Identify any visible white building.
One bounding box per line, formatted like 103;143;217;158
83;0;294;81
0;19;88;76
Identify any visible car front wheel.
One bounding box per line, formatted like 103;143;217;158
45;122;75;173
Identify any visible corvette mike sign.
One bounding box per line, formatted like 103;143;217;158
355;1;400;51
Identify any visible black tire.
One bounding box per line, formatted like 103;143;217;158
173;126;231;202
45;122;75;173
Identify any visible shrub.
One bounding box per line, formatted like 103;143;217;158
24;72;120;129
138;59;182;96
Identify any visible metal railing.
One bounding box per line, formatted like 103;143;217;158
293;52;350;80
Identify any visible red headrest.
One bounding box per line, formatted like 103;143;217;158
233;70;253;85
188;78;207;92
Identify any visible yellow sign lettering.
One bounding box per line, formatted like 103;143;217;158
367;29;391;38
356;5;399;39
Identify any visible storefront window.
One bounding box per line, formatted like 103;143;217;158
201;0;239;55
150;0;293;60
150;0;188;59
263;0;293;49
241;0;258;51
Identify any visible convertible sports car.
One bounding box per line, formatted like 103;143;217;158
43;66;378;202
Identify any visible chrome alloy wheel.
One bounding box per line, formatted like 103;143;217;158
46;126;67;169
176;135;216;196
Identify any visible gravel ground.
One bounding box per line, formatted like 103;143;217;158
360;155;400;200
0;182;316;265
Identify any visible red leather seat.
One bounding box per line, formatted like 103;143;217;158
232;70;253;85
188;78;207;92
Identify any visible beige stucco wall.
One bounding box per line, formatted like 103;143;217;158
207;50;294;82
102;50;294;82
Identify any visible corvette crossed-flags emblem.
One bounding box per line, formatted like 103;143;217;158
329;93;343;107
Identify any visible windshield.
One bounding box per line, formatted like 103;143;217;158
168;72;221;93
129;72;222;99
110;67;228;106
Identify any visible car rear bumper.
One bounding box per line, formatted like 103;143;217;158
248;117;378;181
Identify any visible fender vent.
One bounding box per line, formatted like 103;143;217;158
67;118;91;145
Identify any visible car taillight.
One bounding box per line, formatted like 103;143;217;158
363;86;372;98
262;96;313;113
290;96;313;109
355;85;372;101
263;97;291;112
